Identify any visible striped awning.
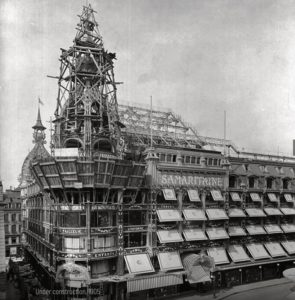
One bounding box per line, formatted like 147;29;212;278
124;254;155;275
127;273;183;293
228;226;247;237
284;194;293;203
206;208;228;220
245;208;266;217
207;247;229;265
211;190;224;201
162;189;177;201
157;230;183;243
250;193;262;202
183;228;207;241
268;193;278;202
206;227;229;240
280;208;295;215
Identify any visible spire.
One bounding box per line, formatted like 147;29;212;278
32;107;46;131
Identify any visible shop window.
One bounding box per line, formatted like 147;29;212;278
64;237;85;252
61;212;86;227
229;176;236;188
283;179;289;190
124;232;146;248
93;236;115;250
91;261;110;278
249;177;255;188
267;178;273;189
90;211;109;227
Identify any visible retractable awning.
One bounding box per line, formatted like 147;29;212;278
227;245;250;263
264;224;283;234
183;209;206;221
268;193;278;202
157;230;183;243
156;209;182;222
245;208;266;217
250;193;262;202
264;208;282;216
246;243;270;260
206;227;229;240
162;188;177;201
211;190;224;201
187;189;201;202
246;225;266;235
157;252;183;272
207;247;229;265
280;208;295;215
182;254;212;283
284;194;294;203
281;224;295;233
230;192;242;202
127;273;183;293
228;208;246;218
124;254;155;275
281;241;295;255
264;242;287;258
206;209;228;220
228;226;247;237
183;228;207;241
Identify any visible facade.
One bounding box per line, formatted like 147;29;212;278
3;187;22;257
19;4;295;300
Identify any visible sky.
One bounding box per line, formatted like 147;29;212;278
1;0;295;189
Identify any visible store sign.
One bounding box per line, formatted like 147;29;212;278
159;174;224;187
91;204;117;210
59;228;86;235
92;251;117;258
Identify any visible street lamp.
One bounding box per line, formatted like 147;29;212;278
210;272;216;298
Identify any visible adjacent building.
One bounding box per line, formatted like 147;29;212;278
18;4;295;300
3;187;22;257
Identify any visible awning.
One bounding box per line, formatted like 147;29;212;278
157;209;182;222
264;242;287;258
246;225;266;235
127;272;183;293
230;192;242;202
206;227;229;240
250;193;262;202
246;243;270;260
183;209;206;221
264;208;282;216
211;190;224;201
280;208;295;215
227;245;250;263
162;188;177;201
183;228;207;241
268;193;278;202
207;247;229;265
187;189;201;202
281;224;295;233
157;230;183;243
284;194;293;203
228;226;247;237
124;254;155;275
281;167;294;178
264;224;283;234
245;208;266;217
157;252;183;272
182;254;213;283
281;241;295;255
228;208;246;218
206;209;228;220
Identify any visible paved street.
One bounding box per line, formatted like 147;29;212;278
168;278;295;300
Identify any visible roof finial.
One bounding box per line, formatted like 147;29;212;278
32;99;46;131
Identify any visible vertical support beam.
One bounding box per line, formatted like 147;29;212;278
177;189;183;235
116;190;124;276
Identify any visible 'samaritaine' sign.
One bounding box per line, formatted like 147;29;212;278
159;174;224;187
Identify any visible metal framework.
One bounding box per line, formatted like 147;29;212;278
53;4;121;157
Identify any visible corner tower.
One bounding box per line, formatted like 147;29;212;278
53;4;122;158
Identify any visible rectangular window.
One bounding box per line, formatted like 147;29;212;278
11;225;16;234
4;214;8;222
160;154;165;162
191;157;196;164
11;214;16;222
11;237;16;244
185;156;190;164
64;237;85;251
166;154;172;162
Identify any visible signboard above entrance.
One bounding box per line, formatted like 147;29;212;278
159;173;224;188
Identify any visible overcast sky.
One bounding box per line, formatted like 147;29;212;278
1;0;295;189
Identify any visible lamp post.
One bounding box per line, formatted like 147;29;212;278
210;272;216;298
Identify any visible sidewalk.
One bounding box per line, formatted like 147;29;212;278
164;278;293;300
